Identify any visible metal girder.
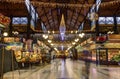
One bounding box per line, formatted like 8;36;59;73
69;8;75;30
35;8;58;31
51;9;58;31
42;7;52;31
72;1;85;30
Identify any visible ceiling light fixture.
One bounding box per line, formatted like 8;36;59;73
59;14;66;41
42;34;48;39
82;33;85;36
48;31;50;33
51;43;53;46
75;38;79;42
71;31;73;33
52;31;55;34
72;42;75;45
79;33;85;38
3;32;8;37
48;40;52;43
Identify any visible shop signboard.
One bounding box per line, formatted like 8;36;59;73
108;34;120;40
107;34;120;43
3;37;22;50
4;37;20;43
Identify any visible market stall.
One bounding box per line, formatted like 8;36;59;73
0;13;11;78
95;34;120;65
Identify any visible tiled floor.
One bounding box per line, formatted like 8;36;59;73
3;59;120;79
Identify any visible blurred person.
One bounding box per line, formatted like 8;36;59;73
63;55;66;63
82;58;90;79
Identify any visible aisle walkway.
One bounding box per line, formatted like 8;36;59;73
3;59;120;79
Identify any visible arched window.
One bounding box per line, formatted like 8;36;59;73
12;17;28;25
106;17;114;24
99;17;114;24
98;17;105;24
116;17;120;24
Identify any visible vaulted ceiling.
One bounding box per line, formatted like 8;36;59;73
0;0;120;32
0;0;95;32
31;0;95;31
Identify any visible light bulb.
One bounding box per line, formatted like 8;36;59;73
3;32;8;36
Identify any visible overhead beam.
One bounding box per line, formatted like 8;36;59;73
72;0;85;30
78;8;91;30
51;9;57;31
69;8;75;30
38;8;58;17
57;8;61;30
42;7;52;31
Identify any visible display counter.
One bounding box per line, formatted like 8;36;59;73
15;51;42;63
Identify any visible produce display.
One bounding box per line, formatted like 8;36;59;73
14;51;42;63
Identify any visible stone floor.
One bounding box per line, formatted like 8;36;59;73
3;59;120;79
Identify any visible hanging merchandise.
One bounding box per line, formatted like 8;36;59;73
0;13;10;28
89;12;98;21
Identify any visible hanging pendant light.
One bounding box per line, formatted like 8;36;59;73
59;14;66;41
